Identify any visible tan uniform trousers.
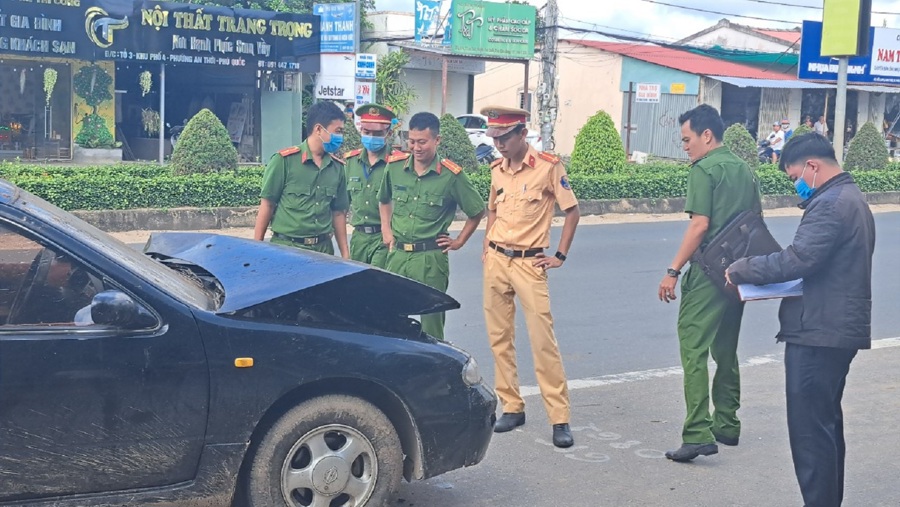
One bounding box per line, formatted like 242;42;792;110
483;248;570;424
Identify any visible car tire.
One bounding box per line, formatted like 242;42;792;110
243;394;402;507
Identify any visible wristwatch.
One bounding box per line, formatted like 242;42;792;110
666;268;681;277
554;251;567;262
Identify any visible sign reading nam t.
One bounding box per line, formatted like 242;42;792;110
798;20;900;85
450;0;535;60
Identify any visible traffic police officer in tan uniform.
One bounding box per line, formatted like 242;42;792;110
344;104;399;268
254;101;350;257
378;112;485;341
481;105;580;448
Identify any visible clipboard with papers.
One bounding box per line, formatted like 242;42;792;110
737;279;803;301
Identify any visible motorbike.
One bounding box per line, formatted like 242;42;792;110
166;120;187;148
757;139;772;164
475;144;496;165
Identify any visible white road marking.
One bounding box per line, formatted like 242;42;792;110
520;336;900;397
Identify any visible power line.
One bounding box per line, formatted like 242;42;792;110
734;0;898;15
638;0;801;24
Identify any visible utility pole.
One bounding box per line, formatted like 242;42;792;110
834;57;849;163
538;0;558;152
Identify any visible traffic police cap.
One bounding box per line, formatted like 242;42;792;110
355;103;396;131
480;105;530;138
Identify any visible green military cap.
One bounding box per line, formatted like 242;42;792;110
355;103;397;131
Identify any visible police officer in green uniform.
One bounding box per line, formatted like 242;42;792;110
344;104;399;268
254;101;350;257
378;112;486;340
658;104;760;462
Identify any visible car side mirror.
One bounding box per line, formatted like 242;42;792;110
91;290;157;329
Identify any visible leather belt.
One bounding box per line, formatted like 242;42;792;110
397;239;442;252
354;225;382;234
489;241;543;258
273;232;331;246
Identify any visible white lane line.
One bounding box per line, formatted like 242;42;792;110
520;336;900;397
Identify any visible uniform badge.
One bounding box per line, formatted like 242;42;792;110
487;110;499;119
560;175;571;190
369;107;379;115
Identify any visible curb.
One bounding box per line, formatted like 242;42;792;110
72;192;900;232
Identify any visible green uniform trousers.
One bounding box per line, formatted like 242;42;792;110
270;236;334;255
677;264;744;444
349;231;388;269
385;249;449;340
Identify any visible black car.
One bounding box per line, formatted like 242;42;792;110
0;179;496;506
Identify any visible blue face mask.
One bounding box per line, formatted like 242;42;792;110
318;126;343;154
361;135;387;153
794;163;817;200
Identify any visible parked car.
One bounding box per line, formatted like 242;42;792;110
0;179;496;506
457;114;543;165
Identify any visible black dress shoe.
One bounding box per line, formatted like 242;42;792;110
713;432;739;446
552;424;574;448
494;412;525;433
665;443;718;462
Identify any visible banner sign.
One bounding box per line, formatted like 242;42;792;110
355;81;374;111
355;53;377;80
635;83;661;103
415;0;442;44
0;0;321;70
450;0;535;60
313;2;356;53
798;20;900;85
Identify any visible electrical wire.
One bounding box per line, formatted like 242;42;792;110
637;0;802;24
733;0;898;15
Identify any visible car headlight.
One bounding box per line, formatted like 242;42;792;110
462;357;482;386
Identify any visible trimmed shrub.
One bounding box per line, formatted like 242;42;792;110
170;109;238;175
844;121;889;171
723;124;759;170
74;114;116;149
570;110;626;174
341;118;362;156
437;113;478;172
791;124;814;137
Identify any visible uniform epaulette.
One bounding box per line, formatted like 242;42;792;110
329;153;346;165
279;146;301;157
538;151;561;164
490;158;504;169
387;151;411;163
440;159;463;175
345;148;363;158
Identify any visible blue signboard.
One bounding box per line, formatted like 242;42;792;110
314;3;357;53
415;0;447;44
797;20;899;85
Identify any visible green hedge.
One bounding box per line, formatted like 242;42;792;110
2;161;900;211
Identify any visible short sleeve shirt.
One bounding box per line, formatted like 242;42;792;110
486;146;578;249
767;130;785;149
345;148;389;227
684;146;761;247
378;156;485;244
260;141;349;237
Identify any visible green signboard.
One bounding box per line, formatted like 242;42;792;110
450;0;536;60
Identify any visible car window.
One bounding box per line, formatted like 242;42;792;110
457;117;468;129
0;223;151;328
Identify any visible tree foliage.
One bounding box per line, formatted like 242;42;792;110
844;121;889;171
569;110;627;174
723;123;759;170
791;124;814;137
437;114;478;172
376;51;418;119
171;109;239;175
340;118;362;157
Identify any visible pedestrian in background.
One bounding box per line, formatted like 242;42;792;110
658;104;760;462
727;133;875;507
378;112;485;340
814;115;829;137
254;101;350;257
480;105;579;448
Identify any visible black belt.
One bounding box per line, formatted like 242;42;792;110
273;232;331;246
354;225;382;234
489;241;543;258
397;239;442;252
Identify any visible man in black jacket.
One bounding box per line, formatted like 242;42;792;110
727;133;875;507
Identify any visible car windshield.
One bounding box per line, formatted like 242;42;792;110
8;186;213;311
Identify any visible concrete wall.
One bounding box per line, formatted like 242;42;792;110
681;27;792;53
620;59;700;95
406;68;469;118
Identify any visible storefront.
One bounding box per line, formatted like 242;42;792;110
0;0;320;162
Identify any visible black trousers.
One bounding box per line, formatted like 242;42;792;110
785;342;858;507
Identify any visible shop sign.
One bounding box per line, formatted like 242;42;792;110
0;0;321;70
313;2;356;53
670;83;686;94
354;81;374;111
635;83;661;103
315;75;355;100
797;20;900;85
356;53;377;80
415;0;450;45
450;0;535;60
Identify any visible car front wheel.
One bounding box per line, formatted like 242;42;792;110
243;395;403;507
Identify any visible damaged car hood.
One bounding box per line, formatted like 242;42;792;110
143;232;460;316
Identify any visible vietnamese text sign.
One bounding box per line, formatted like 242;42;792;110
355;81;374;111
415;0;452;45
356;53;377;80
635;83;661;103
450;0;536;60
313;2;356;53
0;0;320;70
797;20;900;84
670;83;686;94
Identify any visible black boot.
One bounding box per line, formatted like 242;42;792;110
552;424;574;448
665;443;718;462
493;412;525;433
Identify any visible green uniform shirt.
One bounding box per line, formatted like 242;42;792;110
378;156;485;244
684;146;761;247
345;148;389;227
260;141;349;238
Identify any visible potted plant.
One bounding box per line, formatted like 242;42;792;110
72;64;122;163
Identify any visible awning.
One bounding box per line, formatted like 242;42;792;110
711;75;900;94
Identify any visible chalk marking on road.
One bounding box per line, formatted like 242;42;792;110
520;336;900;397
